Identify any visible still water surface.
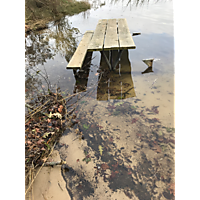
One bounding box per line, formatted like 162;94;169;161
25;0;175;199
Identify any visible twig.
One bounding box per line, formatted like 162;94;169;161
32;169;34;200
43;160;66;166
150;78;158;89
58;182;63;191
25;103;48;117
25;99;50;123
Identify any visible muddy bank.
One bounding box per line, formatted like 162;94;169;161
25;0;90;32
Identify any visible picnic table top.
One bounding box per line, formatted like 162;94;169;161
87;18;136;52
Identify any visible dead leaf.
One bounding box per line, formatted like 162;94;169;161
131;118;138;124
153;144;162;153
35;128;40;133
110;171;117;179
101;163;109;170
127;171;132;175
59;105;63;109
26;141;32;145
168;183;175;196
58;107;62;113
98;125;103;129
37;139;44;145
112;162;118;169
43;132;50;138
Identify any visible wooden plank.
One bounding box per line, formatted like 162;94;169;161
117;18;136;50
67;31;94;69
104;19;119;50
87;19;107;52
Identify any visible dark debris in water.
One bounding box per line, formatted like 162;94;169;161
56;100;175;199
25;92;67;172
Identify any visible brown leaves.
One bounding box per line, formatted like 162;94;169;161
37;139;44;145
168;183;175;196
110;171;118;179
152;144;162;153
112;162;118;169
136;133;142;138
58;105;63;113
101;163;109;170
26;141;32;145
131;118;138;124
35;128;40;133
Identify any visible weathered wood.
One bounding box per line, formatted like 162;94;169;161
87;19;107;52
104;19;119;50
117;18;136;50
67;31;94;69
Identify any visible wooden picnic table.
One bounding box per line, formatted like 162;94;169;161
67;18;136;70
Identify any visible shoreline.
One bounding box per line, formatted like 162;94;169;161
25;0;90;33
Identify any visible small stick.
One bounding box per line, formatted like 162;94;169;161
150;78;158;89
43;160;66;166
58;182;63;191
31;169;34;200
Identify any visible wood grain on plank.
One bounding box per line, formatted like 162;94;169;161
87;19;107;51
117;18;136;50
104;19;119;50
67;31;94;69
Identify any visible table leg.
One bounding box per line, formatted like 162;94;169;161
101;50;124;71
113;50;124;70
110;50;113;69
101;51;112;70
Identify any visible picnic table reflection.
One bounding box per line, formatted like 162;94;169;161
97;50;136;100
72;52;92;93
72;50;136;100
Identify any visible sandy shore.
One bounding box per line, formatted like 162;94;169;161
26;150;71;200
29;72;174;200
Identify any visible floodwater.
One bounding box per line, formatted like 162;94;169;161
25;0;175;199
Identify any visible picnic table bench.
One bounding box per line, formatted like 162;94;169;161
67;18;136;70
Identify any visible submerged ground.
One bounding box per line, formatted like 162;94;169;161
25;0;175;199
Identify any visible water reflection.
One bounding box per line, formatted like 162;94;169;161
141;66;153;74
73;52;93;93
25;0;174;199
97;50;136;100
71;50;136;100
25;18;79;67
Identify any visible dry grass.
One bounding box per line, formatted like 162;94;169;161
25;0;90;32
